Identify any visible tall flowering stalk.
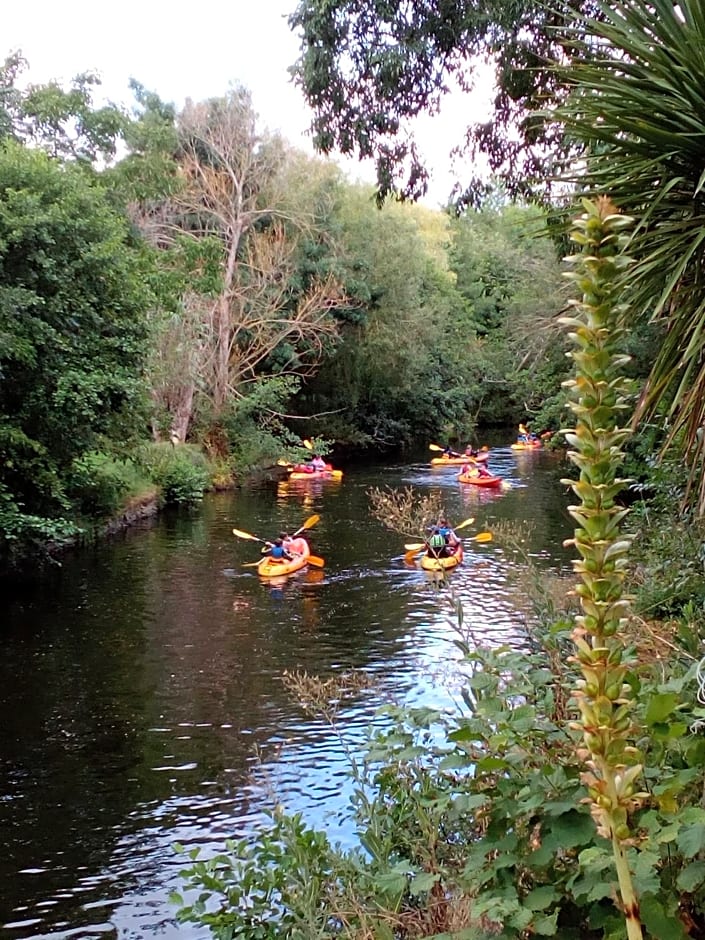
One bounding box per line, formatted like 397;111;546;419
561;198;645;940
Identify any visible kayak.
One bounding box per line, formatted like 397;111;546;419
288;464;343;481
420;543;464;571
257;540;310;578
458;470;502;487
431;453;489;467
511;441;542;451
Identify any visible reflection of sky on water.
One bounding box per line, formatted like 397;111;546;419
2;446;573;938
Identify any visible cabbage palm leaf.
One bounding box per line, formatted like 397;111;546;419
556;0;705;503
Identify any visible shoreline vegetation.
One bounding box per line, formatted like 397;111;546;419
172;202;705;940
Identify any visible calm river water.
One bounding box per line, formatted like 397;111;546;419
1;442;573;938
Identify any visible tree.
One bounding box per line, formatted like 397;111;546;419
0;51;127;164
0;140;151;522
288;0;596;203
449;204;568;423
128;88;348;444
293;183;487;445
552;0;705;507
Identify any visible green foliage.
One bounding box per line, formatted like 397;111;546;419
288;0;589;204
0;481;80;569
555;0;705;497
0;138;151;539
449;205;568;427
0;52;127;163
174;575;705;938
296;189;565;447
139;444;209;505
173;811;360;939
216;377;306;479
627;461;705;620
66;451;149;519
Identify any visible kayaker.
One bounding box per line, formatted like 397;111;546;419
310;454;327;471
426;526;449;558
443;444;461;458
267;537;293;561
464;445;480;458
461;461;490;478
439;518;460;549
280;531;306;557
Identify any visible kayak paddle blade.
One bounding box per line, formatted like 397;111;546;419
472;532;493;543
454;517;476;531
232;527;263;542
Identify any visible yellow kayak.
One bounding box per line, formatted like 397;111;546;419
431;454;489;467
419;544;464;571
288;465;343;481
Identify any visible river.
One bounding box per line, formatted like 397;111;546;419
1;442;573;938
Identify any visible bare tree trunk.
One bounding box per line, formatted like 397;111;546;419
213;223;244;415
169;381;195;443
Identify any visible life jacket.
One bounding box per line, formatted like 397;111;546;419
285;537;309;557
429;532;446;550
271;544;287;559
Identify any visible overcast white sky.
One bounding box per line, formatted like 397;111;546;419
4;0;493;206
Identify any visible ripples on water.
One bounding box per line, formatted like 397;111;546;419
1;446;572;937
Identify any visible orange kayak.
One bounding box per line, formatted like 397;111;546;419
420;543;464;571
257;541;310;578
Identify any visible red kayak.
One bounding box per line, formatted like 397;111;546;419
458;470;502;487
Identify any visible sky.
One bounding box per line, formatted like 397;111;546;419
4;0;493;206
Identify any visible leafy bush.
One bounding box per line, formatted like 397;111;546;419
0;482;80;569
139;443;210;505
173;606;705;940
67;451;149;518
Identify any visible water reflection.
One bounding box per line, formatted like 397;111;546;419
1;444;573;938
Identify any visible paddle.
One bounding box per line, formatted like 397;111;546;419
429;443;460;456
430;443;490;458
303;439;314;450
400;516;475;558
403;527;491;563
454;516;476;531
404;532;493;552
232;513;321;545
293;514;321;536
